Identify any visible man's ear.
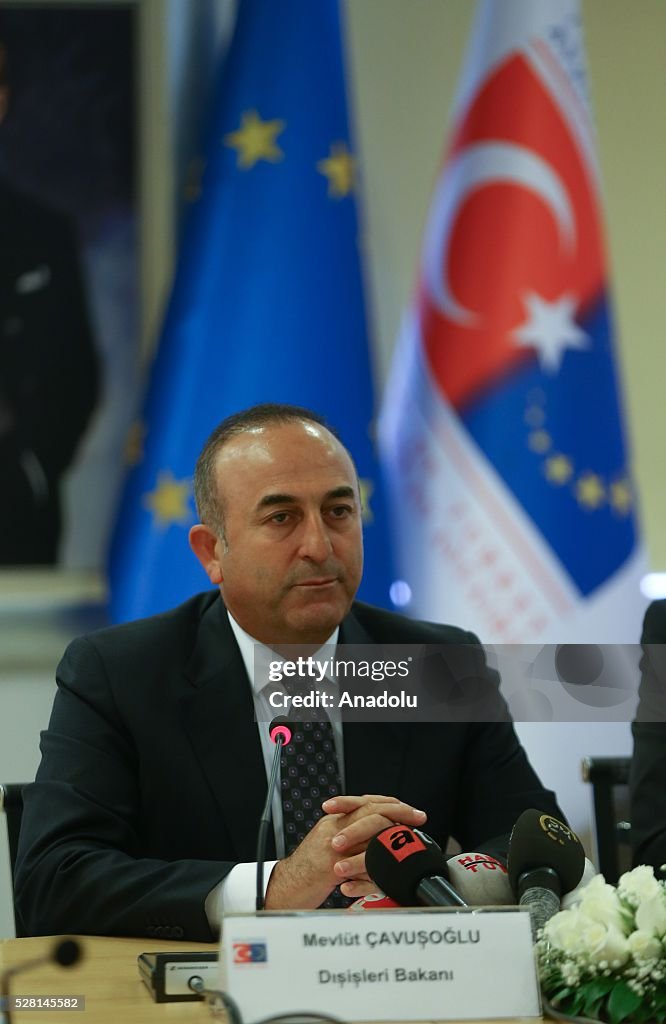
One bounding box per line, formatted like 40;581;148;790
189;524;224;584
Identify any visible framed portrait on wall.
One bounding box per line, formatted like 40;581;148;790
0;2;141;573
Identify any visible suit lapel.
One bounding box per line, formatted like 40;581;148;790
178;597;273;860
339;607;406;799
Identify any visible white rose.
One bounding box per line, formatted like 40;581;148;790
618;865;662;907
577;877;628;934
542;909;585;955
579;874;618;903
635;896;666;938
582;921;630;966
627;929;662;961
577;919;606;951
578;895;630;934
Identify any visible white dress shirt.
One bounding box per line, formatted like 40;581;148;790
205;609;343;930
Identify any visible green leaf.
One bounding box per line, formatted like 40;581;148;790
580;976;617;1019
583;977;615;1002
549;986;573;1004
607;981;643;1024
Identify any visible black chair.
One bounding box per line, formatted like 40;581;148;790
0;782;26;935
581;756;631;884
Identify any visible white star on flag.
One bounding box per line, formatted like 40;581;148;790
513;292;589;373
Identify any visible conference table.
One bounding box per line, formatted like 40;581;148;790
0;936;547;1023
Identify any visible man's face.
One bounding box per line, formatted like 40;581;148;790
207;421;363;644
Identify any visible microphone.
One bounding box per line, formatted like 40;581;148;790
350;851;510;910
445;852;513;905
508;809;585;938
365;825;468;908
348;892;401;911
1;939;81;1024
256;716;294;911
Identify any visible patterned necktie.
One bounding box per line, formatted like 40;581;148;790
280;717;341;853
280;716;351;907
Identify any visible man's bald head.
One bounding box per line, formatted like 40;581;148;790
193;403;354;541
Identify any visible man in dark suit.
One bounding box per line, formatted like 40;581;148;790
15;404;563;940
630;598;666;876
0;42;99;564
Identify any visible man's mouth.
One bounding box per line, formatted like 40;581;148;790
294;577;338;588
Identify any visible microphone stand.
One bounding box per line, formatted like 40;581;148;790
0;940;81;1024
256;726;290;911
1;955;52;1024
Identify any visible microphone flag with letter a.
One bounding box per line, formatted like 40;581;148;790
108;0;393;622
378;0;646;643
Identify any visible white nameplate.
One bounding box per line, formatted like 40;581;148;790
221;907;540;1021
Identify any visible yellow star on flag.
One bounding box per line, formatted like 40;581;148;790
575;472;605;510
524;405;545;428
224;110;285;169
609;479;632;516
143;471;192;528
359;478;374;523
544;454;573;484
317;142;355;197
528;430;551;454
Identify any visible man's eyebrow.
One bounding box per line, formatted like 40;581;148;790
326;486;356;501
256;493;298;510
256;486;356;510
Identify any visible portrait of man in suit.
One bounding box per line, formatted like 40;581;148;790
0;38;99;565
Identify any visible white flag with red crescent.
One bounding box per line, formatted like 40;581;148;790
379;0;646;643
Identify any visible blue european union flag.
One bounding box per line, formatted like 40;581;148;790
109;0;393;622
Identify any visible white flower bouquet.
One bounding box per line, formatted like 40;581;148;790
537;866;666;1023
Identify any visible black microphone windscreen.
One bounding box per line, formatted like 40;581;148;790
53;938;82;968
366;826;449;906
508;810;585;894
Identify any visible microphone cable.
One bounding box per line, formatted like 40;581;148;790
188;976;345;1024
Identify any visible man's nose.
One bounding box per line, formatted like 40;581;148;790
298;513;333;562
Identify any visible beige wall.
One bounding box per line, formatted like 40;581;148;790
346;0;666;569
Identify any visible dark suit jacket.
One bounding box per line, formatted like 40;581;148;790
15;592;562;940
630;599;666;875
0;179;98;564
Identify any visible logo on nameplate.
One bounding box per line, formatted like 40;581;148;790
232;942;268;965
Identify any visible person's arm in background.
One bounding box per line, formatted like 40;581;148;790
630;599;666;876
